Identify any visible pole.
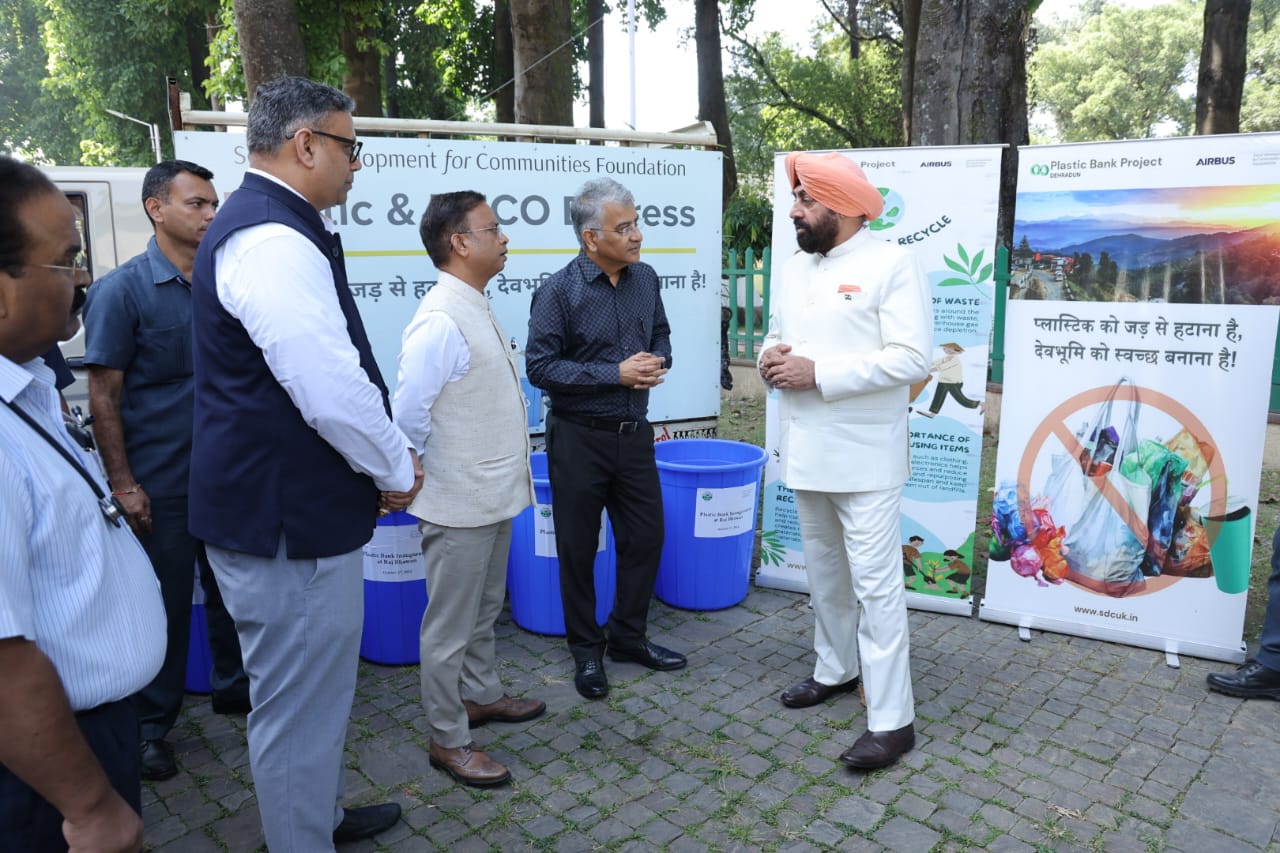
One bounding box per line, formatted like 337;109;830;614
627;0;637;130
105;108;163;163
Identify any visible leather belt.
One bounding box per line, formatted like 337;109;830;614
553;410;643;434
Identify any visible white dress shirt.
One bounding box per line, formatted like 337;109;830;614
213;169;414;491
0;356;165;710
392;271;473;455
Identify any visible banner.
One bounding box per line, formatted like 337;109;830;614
756;145;1003;616
1011;134;1280;304
174;133;723;431
980;301;1276;662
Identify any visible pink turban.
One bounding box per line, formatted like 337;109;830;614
785;152;884;221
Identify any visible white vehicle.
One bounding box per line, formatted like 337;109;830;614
42;166;152;364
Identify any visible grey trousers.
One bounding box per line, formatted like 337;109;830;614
207;536;363;853
418;519;511;748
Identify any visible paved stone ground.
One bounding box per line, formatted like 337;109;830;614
143;587;1280;852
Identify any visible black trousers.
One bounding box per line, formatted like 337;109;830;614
0;699;140;853
545;414;664;662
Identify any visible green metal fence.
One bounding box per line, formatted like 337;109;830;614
723;247;770;360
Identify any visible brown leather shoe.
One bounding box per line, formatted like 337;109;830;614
780;676;861;708
429;740;511;787
464;694;547;726
838;723;916;770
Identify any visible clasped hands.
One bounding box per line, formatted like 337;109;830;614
380;450;425;513
619;352;668;390
759;344;816;391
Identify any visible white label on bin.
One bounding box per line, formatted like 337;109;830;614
692;483;758;538
533;505;608;558
362;524;427;582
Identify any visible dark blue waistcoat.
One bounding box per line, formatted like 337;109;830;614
189;172;389;559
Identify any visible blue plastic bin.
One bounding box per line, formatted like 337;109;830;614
360;510;428;665
184;562;212;694
521;377;544;428
507;452;616;635
654;439;768;610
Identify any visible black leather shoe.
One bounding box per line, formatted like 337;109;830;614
333;802;401;842
839;724;915;770
780;676;860;708
211;688;251;715
140;739;178;781
1207;659;1280;699
607;640;687;671
574;658;609;699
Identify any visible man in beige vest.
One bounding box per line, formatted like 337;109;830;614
392;191;544;787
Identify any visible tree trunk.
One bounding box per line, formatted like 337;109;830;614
232;0;307;101
588;0;605;128
909;0;1029;251
695;0;736;206
848;0;860;60
510;0;573;126
341;21;382;116
184;8;211;110
900;0;921;143
1196;0;1251;134
494;0;515;123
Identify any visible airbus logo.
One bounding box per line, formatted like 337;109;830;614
1029;164;1050;176
1196;156;1235;166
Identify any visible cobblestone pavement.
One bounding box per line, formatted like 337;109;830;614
144;587;1280;852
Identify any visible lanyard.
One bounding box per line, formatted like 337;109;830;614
4;399;126;527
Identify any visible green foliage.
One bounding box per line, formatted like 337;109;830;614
723;192;772;260
1;0;214;164
1030;0;1199;141
1242;0;1280;132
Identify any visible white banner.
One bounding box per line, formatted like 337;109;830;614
174;133;723;430
756;145;1003;616
981;301;1276;662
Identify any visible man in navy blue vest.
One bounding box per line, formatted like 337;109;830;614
190;77;423;851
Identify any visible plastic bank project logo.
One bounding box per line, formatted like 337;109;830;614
701;491;714;502
1029;163;1050;177
868;187;905;232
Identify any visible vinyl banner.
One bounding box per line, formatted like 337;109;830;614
980;301;1277;662
756;145;1003;616
174;132;723;431
1010;134;1280;304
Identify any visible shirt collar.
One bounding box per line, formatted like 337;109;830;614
143;235;186;287
825;225;871;260
575;251;624;284
0;353;51;405
246;167;339;234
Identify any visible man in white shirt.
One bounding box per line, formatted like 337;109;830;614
189;77;423;850
760;151;932;771
0;155;166;852
393;191;544;788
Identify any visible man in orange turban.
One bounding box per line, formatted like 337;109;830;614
758;150;933;771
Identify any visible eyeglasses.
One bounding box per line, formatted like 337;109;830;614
30;252;90;280
286;128;363;163
591;222;641;237
455;224;504;237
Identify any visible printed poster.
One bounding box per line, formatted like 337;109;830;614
757;145;1003;617
980;301;1277;662
174;132;723;432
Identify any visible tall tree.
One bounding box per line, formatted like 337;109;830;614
1031;1;1199;141
1241;0;1280;130
696;0;736;206
340;3;382;115
233;0;307;101
510;0;574;125
1196;0;1252;133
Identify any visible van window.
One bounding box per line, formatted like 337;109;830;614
63;191;95;285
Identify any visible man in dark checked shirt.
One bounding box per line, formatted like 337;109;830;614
526;177;687;700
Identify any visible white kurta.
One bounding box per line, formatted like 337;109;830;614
761;226;932;731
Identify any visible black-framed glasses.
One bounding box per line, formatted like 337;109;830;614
286;128;363;163
455;224;504;237
30;252;89;280
591;222;641;237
